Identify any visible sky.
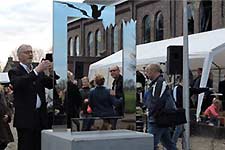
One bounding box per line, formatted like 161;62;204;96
0;0;83;69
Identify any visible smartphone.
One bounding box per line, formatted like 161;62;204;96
45;53;53;62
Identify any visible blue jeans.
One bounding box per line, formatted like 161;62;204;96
172;125;184;149
148;122;177;150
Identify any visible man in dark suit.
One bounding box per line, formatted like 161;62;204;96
8;44;53;150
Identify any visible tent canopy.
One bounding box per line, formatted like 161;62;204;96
0;72;10;84
89;28;225;81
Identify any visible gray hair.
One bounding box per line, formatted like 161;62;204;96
146;64;161;73
17;44;32;55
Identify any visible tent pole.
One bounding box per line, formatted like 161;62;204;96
212;62;221;82
183;1;190;150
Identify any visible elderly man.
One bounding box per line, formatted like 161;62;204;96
8;44;53;150
144;64;177;150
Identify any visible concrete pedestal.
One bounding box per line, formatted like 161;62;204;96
42;129;153;150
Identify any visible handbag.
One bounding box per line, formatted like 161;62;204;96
155;108;187;127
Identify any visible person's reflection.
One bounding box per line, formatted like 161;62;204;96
79;76;94;131
89;74;120;130
109;65;124;129
64;71;82;129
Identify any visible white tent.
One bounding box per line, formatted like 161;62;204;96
89;28;225;119
196;42;225;120
0;72;10;84
89;28;225;80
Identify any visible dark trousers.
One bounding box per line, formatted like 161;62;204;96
0;143;7;150
17;128;41;150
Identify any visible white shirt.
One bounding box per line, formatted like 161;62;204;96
20;62;41;109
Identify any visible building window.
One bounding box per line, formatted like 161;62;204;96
187;2;194;34
142;15;150;43
200;0;212;32
222;0;225;18
68;37;74;56
155;11;164;41
74;36;80;56
95;29;101;56
87;32;94;56
113;25;119;53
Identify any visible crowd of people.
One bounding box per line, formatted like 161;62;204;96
1;44;225;150
134;65;225;150
0;44;126;150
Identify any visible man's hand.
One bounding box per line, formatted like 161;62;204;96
35;60;52;73
110;90;116;96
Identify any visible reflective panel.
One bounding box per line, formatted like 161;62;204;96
113;25;119;53
53;1;116;130
95;29;101;56
122;19;136;122
75;36;80;56
88;32;94;56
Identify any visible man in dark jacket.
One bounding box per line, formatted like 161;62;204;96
110;66;124;115
8;44;53;150
109;66;124;129
145;64;177;150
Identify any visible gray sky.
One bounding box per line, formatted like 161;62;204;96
0;0;83;69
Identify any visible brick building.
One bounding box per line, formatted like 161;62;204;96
67;0;225;79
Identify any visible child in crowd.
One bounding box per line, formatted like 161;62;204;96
204;98;222;126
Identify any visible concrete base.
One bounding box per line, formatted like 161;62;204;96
42;129;153;150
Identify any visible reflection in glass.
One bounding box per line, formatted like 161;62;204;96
123;19;136;115
200;0;212;32
143;15;150;43
95;29;101;56
68;37;74;56
187;2;194;34
113;25;119;53
88;32;94;56
54;1;139;131
155;11;164;41
75;36;80;56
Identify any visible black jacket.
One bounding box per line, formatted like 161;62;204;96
112;75;124;116
8;64;53;129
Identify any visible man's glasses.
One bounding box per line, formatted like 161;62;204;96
22;51;34;54
109;69;117;72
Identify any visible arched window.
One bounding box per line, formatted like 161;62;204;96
113;25;119;53
68;37;74;56
200;0;212;32
74;36;80;56
87;32;94;56
142;15;150;43
187;2;194;34
95;30;101;56
222;0;225;18
155;11;164;41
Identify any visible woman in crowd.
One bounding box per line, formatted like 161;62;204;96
79;76;94;131
89;74;121;130
0;84;14;150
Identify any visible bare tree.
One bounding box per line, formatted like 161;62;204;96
33;48;45;62
10;48;18;61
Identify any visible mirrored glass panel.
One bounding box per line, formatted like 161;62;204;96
54;1;136;131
